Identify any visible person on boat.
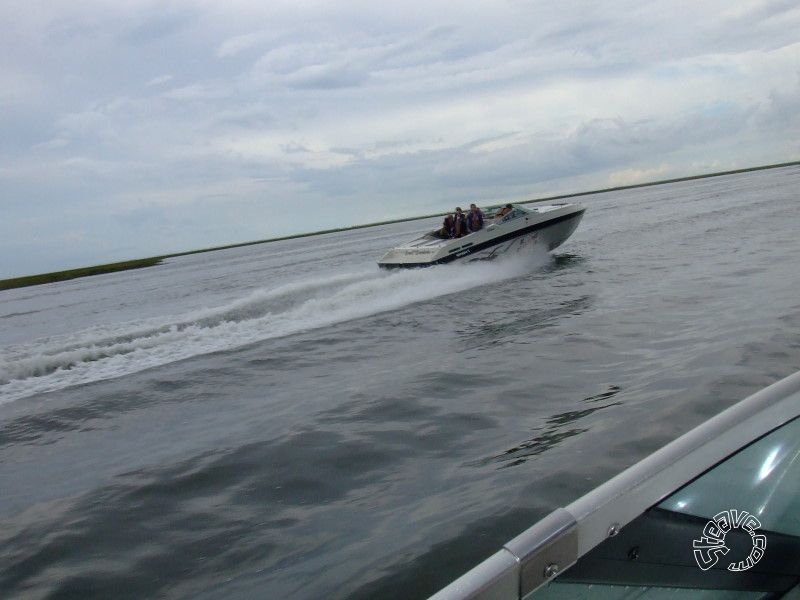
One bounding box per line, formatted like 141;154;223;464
453;207;468;238
467;203;484;232
439;214;455;238
494;203;513;220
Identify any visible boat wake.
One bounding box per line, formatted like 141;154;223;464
0;252;548;405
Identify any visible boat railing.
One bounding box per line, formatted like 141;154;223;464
429;370;800;600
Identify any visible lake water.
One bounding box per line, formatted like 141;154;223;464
2;165;800;599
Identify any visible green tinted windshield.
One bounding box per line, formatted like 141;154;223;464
659;412;800;537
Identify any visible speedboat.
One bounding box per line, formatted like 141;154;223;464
377;203;585;269
429;369;800;599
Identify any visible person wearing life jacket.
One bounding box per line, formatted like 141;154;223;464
439;214;455;238
453;207;468;238
494;203;513;220
467;203;484;233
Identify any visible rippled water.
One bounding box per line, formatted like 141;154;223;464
2;166;800;599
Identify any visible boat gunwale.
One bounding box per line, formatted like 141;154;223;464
429;370;800;599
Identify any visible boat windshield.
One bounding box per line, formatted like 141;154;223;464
528;403;800;599
496;207;523;223
429;373;800;600
659;414;800;537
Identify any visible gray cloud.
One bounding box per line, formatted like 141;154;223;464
1;0;799;277
123;8;199;45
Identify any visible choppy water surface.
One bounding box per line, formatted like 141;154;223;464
2;166;800;599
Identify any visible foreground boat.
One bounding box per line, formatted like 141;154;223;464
429;370;800;599
377;203;585;269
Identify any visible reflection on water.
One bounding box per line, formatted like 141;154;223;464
582;385;622;403
479;385;623;468
541;252;586;273
491;428;589;468
465;295;594;350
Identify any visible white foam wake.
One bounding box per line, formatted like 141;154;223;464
0;254;546;405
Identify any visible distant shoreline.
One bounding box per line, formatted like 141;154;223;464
0;258;165;291
2;159;798;291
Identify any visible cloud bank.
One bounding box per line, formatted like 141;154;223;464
1;0;799;276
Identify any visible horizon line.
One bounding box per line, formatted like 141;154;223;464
2;158;799;290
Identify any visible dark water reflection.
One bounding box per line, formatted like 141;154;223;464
477;385;622;468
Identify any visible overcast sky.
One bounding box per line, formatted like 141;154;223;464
2;0;799;277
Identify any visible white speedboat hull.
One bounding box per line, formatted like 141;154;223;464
377;203;585;269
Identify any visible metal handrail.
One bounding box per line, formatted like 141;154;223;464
429;370;800;600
